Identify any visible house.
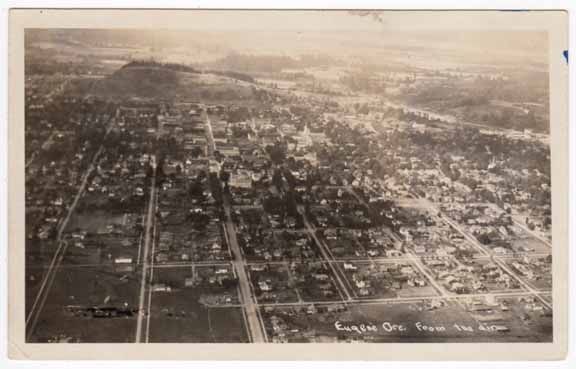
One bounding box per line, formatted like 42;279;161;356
367;249;380;257
217;145;240;157
472;280;485;291
400;265;415;275
250;264;267;272
155;252;169;263
184;277;196;287
306;305;317;314
450;282;466;293
258;280;272;292
71;231;87;240
413;245;426;253
324;229;338;240
211;243;222;253
313;273;330;281
386;249;403;257
343;262;357;271
492;325;510;332
229;169;253;189
493;247;509;254
413;278;427;287
151;283;172;292
114;256;133;264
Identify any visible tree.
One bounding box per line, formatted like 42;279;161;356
220;170;230;184
266;145;286;165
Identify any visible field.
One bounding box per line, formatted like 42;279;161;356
65;211;129;234
148;305;249;343
29;265;141;343
145;265;249;342
66;66;257;103
509;236;551;254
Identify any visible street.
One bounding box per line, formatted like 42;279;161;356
134;155;157;343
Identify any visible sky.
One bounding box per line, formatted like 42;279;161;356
26;11;550;68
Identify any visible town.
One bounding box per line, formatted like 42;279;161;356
24;28;553;344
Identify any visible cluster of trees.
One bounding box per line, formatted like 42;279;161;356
206;69;255;83
198;88;250;101
26;61;103;76
403;75;549;133
226;106;251;123
121;60;200;74
339;73;387;94
214;53;298;73
213;53;340;74
265;143;287;165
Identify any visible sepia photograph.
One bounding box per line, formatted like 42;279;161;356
7;8;570;361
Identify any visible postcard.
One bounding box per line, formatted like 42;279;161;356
8;9;569;360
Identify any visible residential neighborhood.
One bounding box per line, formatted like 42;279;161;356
24;24;553;344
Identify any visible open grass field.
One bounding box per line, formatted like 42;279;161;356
29;265;141;342
509;236;550;254
146;264;248;342
66;210;128;234
147;291;248;342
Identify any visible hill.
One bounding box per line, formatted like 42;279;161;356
65;62;258;103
